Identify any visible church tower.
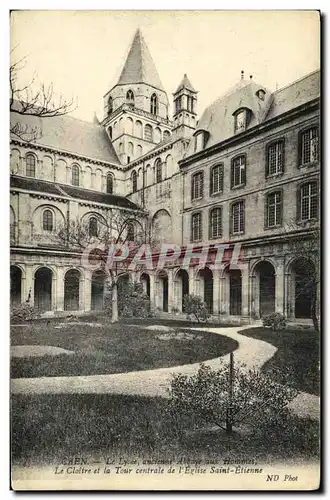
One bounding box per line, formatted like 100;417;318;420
172;74;197;139
102;29;172;165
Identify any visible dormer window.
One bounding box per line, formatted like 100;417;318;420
194;131;207;152
256;89;266;101
234;109;247;133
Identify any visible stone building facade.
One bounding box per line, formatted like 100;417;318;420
10;29;320;321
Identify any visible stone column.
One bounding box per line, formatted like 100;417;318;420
66;166;72;184
167;268;174;313
83;269;92;311
25;265;35;306
188;267;195;295
91;172;96;190
212;268;221;315
219;275;226;315
250;274;257;318
241;264;249;316
149;274;155;311
55;267;65;311
275;261;285;315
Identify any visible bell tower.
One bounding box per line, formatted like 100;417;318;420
172;74;197;139
101;29;172;165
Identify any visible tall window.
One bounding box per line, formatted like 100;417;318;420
266;191;282;228
210;164;224;195
89;217;98;237
191;172;204;200
155;159;162;183
267;140;284;176
127;223;135;242
231;201;245;234
299;182;318;221
175;97;181;115
191;212;202;242
209;207;222;239
26;154;36;177
106;174;113;194
43;210;53;231
132;170;137;193
145;124;153;141
163;130;171;141
187;96;194;113
126;89;134;104
231;155;246;188
107;96;113;115
72;165;80;186
150;93;158;115
300;127;319;165
234;110;247;133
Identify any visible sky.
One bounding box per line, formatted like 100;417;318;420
10;10;320;123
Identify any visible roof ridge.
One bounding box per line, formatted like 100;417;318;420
273;68;320;95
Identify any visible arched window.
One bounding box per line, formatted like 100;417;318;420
144;124;153;142
163;130;171;141
108;126;112;139
126;89;134;104
89;217;98;237
155;159;162;183
43;209;53;231
126;117;134;135
127;223;135;242
298;182;318;221
132;170;137;193
154;127;161;144
106;173;113;194
72;165;80;186
108;96;113;115
26;154;36;177
128;142;134;156
137;145;143;157
209;207;222;239
150;93;158;115
135;120;143;138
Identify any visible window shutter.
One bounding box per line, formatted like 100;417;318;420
220;166;224;192
190;214;194;242
278;191;283;226
265;145;269;178
231;162;234;188
191;176;194;201
242;202;245;232
229;204;233;235
264;195;268;229
208;210;212;239
296;186;301;221
281;141;285;173
242;157;246;185
209;168;213;196
199;213;202;241
200;173;204;198
297;133;302;168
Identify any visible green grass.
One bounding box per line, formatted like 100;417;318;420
240;327;320;396
11;393;319;466
11;322;238;378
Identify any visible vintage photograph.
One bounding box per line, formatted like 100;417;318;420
10;10;320;490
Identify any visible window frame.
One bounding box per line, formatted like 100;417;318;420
230;199;245;235
72;164;80;186
106;173;113;194
191;171;204;201
42;209;54;232
89;216;98;238
26;153;36;177
234;108;248;133
297;181;319;222
191;211;202;242
266;138;285;177
209;206;222;239
298;126;319;167
150;93;158;115
231;154;247;189
131;170;137;193
265;190;283;229
155;159;162;183
210;164;224;196
126;89;135;104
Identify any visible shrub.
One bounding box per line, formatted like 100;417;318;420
183;294;210;323
11;303;39;323
167;360;298;435
106;280;151;319
262;312;287;331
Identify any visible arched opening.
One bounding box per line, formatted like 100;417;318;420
64;269;80;311
150;93;158;115
152;209;171;244
254;261;276;317
108;96;113;115
154;127;161;144
126;89;134;105
163;130;171;141
175;269;189;312
291;258;315;319
89;217;98;237
106;173;113;194
34;267;53;311
140;273;150;298
91;270;107;311
223;267;242;316
197;268;213;314
10;266;22;306
157;271;168;312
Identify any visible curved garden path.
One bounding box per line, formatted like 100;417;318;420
10;324;320;420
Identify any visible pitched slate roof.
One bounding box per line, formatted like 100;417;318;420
174;74;196;94
10;105;120;165
117;29;165;91
10;175;141;210
186;69;320;155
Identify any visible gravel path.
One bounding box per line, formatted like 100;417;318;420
10;325;320;420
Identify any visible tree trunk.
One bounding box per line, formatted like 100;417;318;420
111;281;119;323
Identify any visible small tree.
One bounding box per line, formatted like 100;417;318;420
183;294;210;323
168;357;298;435
56;208;149;323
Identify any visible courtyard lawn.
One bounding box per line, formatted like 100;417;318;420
240;327;320;396
11;322;238;378
11;393;319;466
